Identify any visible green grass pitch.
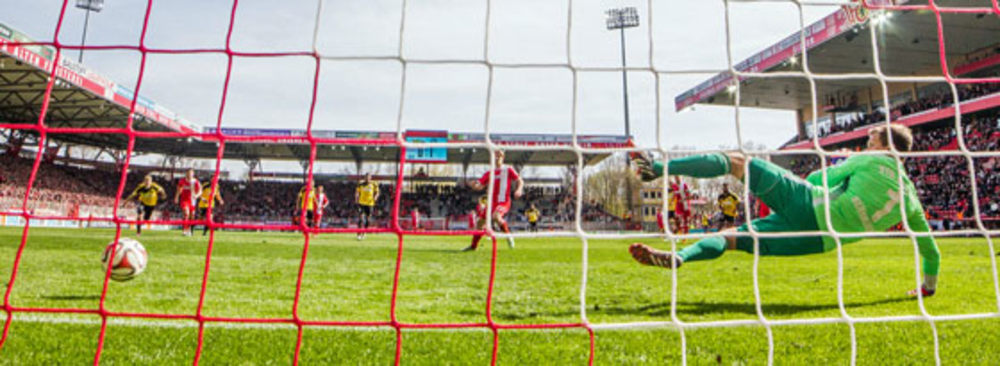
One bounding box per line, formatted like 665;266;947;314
1;227;998;364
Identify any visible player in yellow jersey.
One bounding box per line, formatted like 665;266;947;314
355;173;379;240
717;183;740;229
197;181;225;236
297;181;318;229
525;203;541;232
124;174;166;236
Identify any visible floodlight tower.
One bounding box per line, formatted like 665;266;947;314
76;0;105;63
606;7;640;227
605;7;639;138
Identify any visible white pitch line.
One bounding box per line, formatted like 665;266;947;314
7;311;999;333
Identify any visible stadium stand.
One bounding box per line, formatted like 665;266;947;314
792;80;1000;141
0;151;626;230
0;154;136;219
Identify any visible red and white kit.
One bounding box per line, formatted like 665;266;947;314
315;192;329;225
177;177;202;213
476;166;520;219
671;181;691;218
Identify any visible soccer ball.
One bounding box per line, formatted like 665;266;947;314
100;237;148;282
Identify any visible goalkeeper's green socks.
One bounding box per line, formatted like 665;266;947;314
676;236;728;262
652;153;731;178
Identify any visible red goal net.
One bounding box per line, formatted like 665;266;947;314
2;0;999;365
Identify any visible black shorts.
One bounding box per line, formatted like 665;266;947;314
138;204;155;221
198;207;209;219
358;205;373;216
721;214;737;224
293;210;315;226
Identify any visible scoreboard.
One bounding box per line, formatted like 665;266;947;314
405;130;448;163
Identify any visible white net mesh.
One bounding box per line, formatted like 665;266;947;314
1;0;999;364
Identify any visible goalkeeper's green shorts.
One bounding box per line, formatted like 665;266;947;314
732;158;830;256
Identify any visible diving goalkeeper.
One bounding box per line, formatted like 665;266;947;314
628;125;941;297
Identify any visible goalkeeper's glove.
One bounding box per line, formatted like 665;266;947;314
629;152;659;182
907;285;935;298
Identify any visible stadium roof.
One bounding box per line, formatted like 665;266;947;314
0;23;198;134
674;0;1000;112
0;22;628;167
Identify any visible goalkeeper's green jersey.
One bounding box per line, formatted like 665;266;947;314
806;154;940;275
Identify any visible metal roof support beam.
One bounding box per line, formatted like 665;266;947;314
0;88;34;107
349;146;364;174
795;110;806;140
244;158;261;183
164;155;181;178
461;149;474;179
299;159;311;183
24;87;46;107
0;70;38;85
515;151;533;172
111;149;128;171
584;153;607;167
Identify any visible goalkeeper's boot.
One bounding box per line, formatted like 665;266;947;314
461;245;477;252
506;237;515;249
907;286;935;298
629;243;682;269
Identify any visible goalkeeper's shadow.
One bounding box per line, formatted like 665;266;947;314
39;294;102;301
468;297;912;322
592;297;912;318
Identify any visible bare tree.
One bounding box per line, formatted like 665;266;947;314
583;157;641;218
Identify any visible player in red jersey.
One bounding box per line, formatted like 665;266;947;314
670;176;692;236
757;198;770;218
174;169;203;236
314;185;329;229
463;150;523;251
411;207;422;230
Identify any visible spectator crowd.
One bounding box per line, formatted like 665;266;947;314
797;81;1000;141
787;109;1000;228
0;154;622;229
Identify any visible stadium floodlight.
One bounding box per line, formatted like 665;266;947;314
605;7;639;138
75;0;105;63
606;7;640;227
871;10;893;25
605;7;639;31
